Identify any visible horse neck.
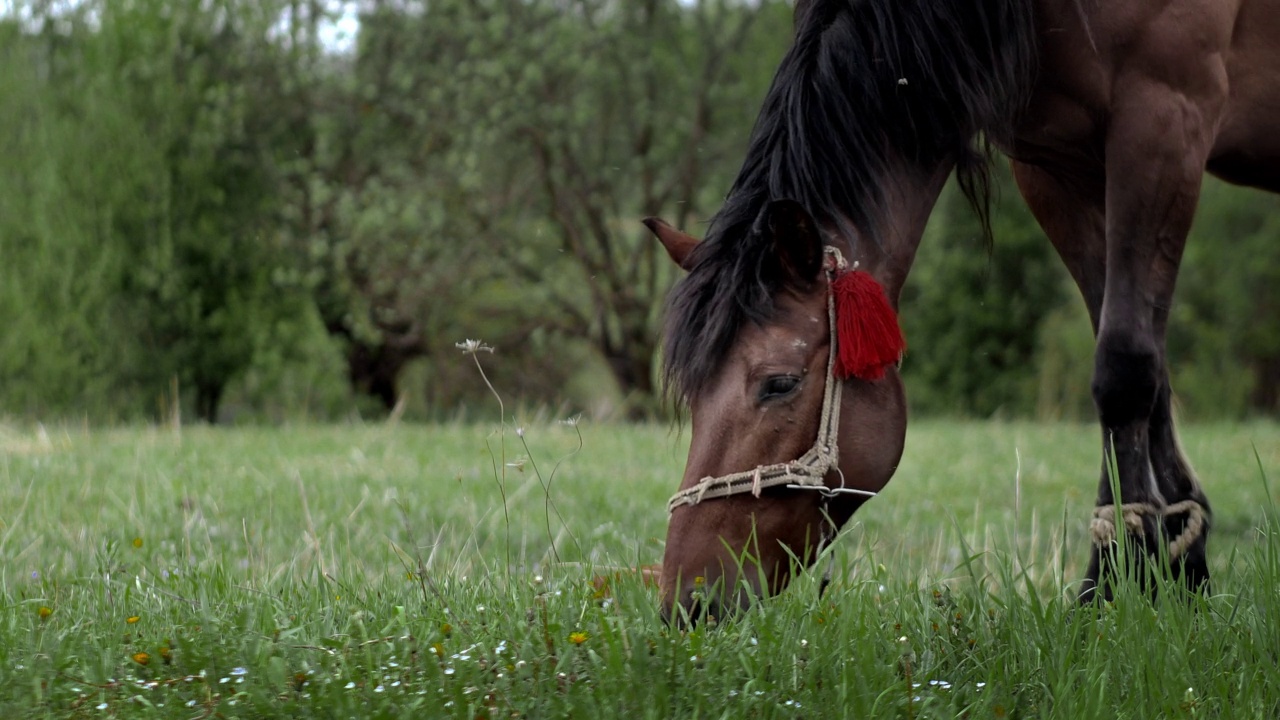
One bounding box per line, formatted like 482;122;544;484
834;159;954;306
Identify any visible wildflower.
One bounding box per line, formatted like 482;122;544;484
431;643;445;657
127;616;140;624
560;414;582;427
30;571;38;580
38;606;52;620
455;339;494;355
133;652;151;666
132;537;143;549
159;646;172;664
515;427;524;438
440;623;452;636
568;631;588;645
693;576;705;587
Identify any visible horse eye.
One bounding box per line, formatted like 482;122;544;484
759;375;801;402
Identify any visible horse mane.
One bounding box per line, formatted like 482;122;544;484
663;0;1038;401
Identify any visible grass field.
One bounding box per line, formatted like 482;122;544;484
2;418;1278;718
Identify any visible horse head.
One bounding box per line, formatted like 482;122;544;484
647;199;912;623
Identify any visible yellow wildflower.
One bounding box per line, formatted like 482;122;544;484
568;631;588;645
127;616;140;624
132;537;143;549
38;606;53;620
132;652;151;666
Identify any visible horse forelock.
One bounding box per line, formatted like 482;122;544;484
662;0;1038;401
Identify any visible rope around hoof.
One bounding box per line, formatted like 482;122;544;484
1089;500;1208;560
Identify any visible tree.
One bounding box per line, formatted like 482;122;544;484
0;0;308;422
1170;179;1280;417
900;169;1072;417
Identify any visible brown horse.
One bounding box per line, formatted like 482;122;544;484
646;0;1280;621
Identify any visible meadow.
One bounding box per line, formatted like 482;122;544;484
1;416;1278;718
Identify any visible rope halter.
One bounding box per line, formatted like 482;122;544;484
667;246;877;514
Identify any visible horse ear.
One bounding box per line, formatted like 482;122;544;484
763;199;824;285
642;217;699;271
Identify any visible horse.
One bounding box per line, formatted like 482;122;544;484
644;0;1280;621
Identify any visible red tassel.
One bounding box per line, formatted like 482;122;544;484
830;270;905;381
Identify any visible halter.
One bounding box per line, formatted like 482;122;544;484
667;246;877;514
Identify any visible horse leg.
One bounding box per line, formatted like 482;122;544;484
1012;150;1212;600
1011;161;1115;597
1084;72;1224;599
1147;323;1212;593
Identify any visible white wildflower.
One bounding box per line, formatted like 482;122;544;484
455;339;494;355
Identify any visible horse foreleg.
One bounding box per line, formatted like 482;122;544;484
1013;148;1213;601
1147;379;1212;592
1087;66;1224;599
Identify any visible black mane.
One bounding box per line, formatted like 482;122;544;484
664;0;1037;400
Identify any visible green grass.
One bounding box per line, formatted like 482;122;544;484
1;418;1278;718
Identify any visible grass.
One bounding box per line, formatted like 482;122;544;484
1;417;1278;718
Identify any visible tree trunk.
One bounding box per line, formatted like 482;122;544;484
601;327;658;419
195;382;224;424
1251;355;1280;414
346;342;415;411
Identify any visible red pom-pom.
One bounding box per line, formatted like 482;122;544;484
830;270;905;380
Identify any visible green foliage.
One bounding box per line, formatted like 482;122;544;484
902;172;1072;417
1171;179;1280;419
0;0;314;422
1;1;1279;422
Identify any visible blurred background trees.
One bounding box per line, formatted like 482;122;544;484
1;0;1277;423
